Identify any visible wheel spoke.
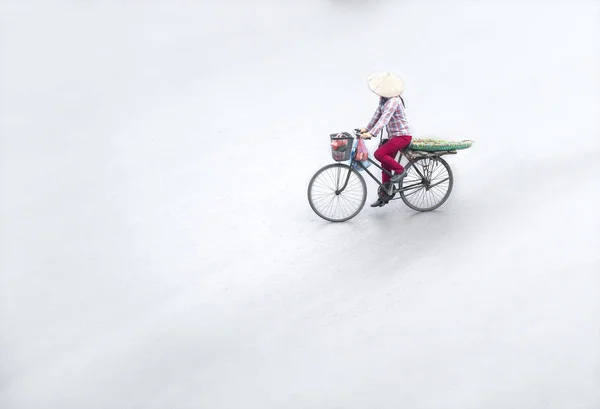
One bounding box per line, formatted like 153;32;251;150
400;157;453;211
403;185;425;198
428;177;450;189
401;182;424;192
308;164;367;222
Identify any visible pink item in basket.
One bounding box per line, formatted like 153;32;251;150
331;139;348;151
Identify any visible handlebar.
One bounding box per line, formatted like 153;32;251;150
354;128;372;139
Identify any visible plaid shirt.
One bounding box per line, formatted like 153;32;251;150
366;97;412;137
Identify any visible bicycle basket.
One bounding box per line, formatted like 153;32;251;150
330;132;354;161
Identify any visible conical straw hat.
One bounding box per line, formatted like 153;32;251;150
367;71;404;97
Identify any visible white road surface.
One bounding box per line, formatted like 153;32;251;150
1;1;599;408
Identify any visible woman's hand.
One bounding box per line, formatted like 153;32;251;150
361;132;373;139
359;127;368;133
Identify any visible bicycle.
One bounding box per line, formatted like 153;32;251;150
307;129;473;222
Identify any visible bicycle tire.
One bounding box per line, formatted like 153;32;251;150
307;163;367;222
400;156;454;211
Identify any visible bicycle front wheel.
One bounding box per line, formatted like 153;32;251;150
400;156;454;211
307;163;367;222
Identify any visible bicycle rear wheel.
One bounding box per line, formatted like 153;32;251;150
307;163;367;222
400;156;453;211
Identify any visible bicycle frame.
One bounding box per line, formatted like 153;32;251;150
335;148;426;197
334;129;458;197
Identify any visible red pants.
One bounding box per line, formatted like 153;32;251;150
374;135;412;183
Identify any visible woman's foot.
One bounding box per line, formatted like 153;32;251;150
389;169;407;183
370;198;388;207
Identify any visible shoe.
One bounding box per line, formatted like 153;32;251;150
370;198;388;207
390;169;407;183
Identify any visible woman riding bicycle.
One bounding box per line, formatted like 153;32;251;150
359;71;413;207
